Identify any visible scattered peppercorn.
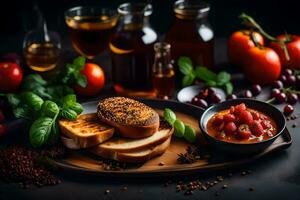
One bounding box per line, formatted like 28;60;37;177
222;184;228;189
249;187;255;191
0;146;64;188
104;189;110;195
292;123;297;128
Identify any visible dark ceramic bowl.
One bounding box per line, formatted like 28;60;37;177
199;99;286;155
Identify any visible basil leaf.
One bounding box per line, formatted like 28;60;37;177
163;108;176;125
21;92;44;112
184;125;196;143
225;82;233;95
29;117;53;148
69;102;83;114
194;67;218;82
73;56;86;70
60;108;77;120
178;56;193;75
76;74;88;88
206;80;217;87
47;122;60;145
182;73;195;87
13;106;31;119
6;93;20;108
217;71;231;86
41;101;59;118
62;94;76;106
174;119;185;138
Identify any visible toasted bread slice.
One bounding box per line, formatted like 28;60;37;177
95;125;173;153
97;97;159;139
91;136;171;163
59;113;114;148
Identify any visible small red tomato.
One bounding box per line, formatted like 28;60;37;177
0;62;23;93
251;112;260;120
218;122;225;131
74;63;105;96
230;106;235;114
213;115;224;126
233;103;246;115
239;110;253;125
228;30;264;66
0;124;6;136
269;35;300;69
238;124;251;139
251;120;264;136
243;47;281;85
224;122;237;135
223;114;236;123
0;110;4;122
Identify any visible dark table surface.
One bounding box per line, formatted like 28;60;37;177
1;39;300;200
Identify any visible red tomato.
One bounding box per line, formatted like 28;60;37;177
233;103;246;115
224;122;237;135
228;30;264;66
250;120;264;136
269;35;300;69
213;115;224;126
74;63;105;96
243;47;281;85
223;114;236;123
237;124;251;139
0;62;23;93
239;110;253;125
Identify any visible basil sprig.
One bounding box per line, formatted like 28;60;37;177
178;56;233;94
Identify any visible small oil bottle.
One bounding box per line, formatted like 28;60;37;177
152;42;175;99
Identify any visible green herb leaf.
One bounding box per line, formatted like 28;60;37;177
60;108;77;120
217;71;231;86
68;102;83;114
21;92;44;112
182;73;195;87
206;80;217;87
174;119;185;138
62;94;76;106
41;101;59;118
76;74;88;88
163;108;176;125
73;56;86;70
29;117;53;148
194;67;218;82
13;106;31;119
225;82;233;95
178;56;193;75
6;93;20;108
184;125;196;143
47;122;60;145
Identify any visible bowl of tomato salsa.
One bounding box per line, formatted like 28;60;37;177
199;99;286;154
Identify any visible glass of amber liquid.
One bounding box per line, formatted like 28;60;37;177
23;30;61;72
65;6;118;60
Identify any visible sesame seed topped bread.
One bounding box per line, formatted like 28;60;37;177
97;97;160;138
59;113;114;149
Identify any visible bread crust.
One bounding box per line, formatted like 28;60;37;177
97;97;160;138
59;114;114;148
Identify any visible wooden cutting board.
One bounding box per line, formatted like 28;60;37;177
52;99;292;176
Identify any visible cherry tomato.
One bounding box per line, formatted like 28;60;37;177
269;35;300;69
237;124;251;139
213;115;224;126
243;47;281;85
233;103;246;115
250;120;264;136
223;114;236;123
0;62;23;93
74;63;105;96
228;30;264;67
224;122;237;135
239;110;253;125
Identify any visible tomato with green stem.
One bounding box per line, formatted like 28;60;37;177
228;30;264;67
269;35;300;69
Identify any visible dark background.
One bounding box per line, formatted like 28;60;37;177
0;0;299;54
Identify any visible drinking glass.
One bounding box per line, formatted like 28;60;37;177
65;6;118;60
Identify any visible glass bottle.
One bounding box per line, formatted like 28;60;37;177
165;0;214;69
109;3;158;97
152;42;175;98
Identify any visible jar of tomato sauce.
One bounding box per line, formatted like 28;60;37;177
165;0;214;69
